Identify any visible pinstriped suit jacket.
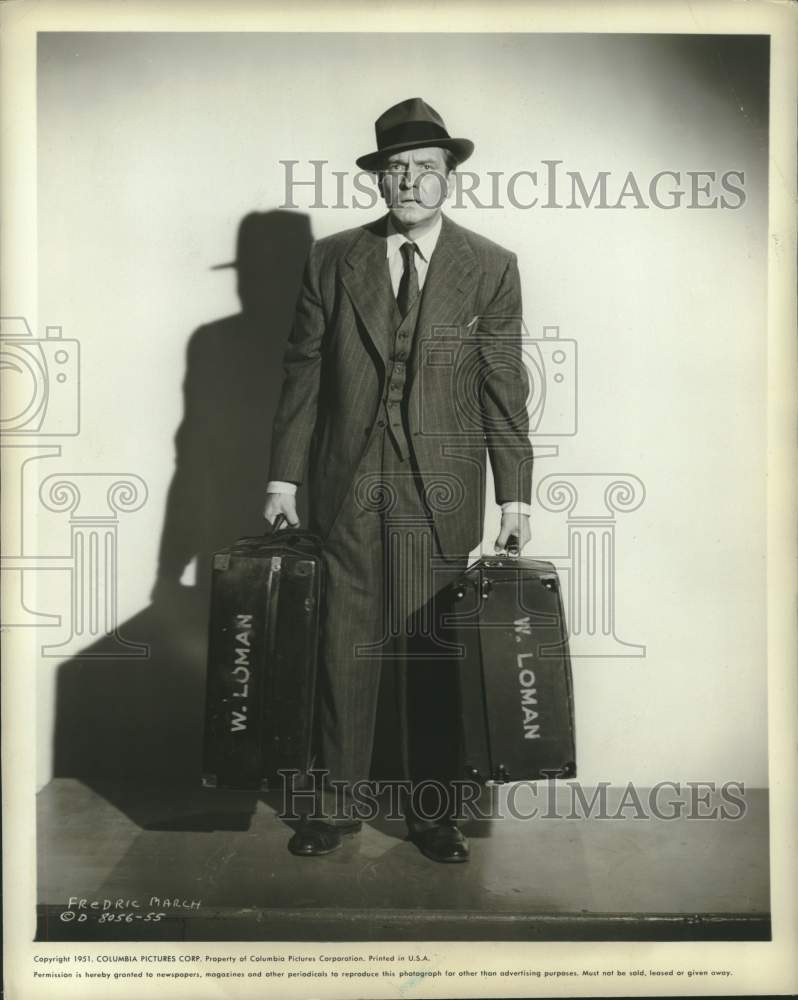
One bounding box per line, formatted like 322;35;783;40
268;212;533;558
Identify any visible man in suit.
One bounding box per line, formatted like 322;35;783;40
263;98;533;862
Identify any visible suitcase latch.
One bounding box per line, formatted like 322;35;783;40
480;576;492;600
213;553;230;571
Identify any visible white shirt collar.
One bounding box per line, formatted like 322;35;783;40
385;212;443;261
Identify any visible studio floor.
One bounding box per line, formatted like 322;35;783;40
36;779;770;942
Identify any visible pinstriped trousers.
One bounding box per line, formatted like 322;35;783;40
313;423;469;822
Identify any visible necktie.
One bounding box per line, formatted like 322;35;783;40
396;241;419;318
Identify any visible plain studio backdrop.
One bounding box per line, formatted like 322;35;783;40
32;32;767;791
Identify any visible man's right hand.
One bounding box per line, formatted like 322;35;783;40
263;492;300;529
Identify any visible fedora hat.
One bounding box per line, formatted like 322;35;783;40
355;97;474;172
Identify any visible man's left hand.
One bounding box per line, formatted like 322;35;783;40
494;512;531;555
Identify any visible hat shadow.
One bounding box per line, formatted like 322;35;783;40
153;209;313;597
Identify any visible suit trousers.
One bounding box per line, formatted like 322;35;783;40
312;423;470;827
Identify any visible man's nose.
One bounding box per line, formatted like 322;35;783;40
399;167;418;189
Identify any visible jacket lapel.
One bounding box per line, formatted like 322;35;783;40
341;216;398;364
409;214;477;379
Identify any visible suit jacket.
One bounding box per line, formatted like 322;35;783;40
268;212;533;558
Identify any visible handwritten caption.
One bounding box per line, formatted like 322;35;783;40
57;896;202;924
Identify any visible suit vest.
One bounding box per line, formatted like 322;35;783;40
380;279;422;460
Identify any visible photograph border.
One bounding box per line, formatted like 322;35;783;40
2;1;796;998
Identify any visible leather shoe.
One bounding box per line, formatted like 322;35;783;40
287;819;361;857
412;822;470;863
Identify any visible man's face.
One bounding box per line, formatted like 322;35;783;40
378;147;452;228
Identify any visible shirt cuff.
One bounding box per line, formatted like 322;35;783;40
501;501;532;517
266;480;298;495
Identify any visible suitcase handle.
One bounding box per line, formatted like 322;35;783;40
266;513;318;546
270;513;310;534
506;533;520;558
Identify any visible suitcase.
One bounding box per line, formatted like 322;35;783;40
201;517;323;791
444;553;576;783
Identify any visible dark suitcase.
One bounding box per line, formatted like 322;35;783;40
201;517;323;791
445;554;576;783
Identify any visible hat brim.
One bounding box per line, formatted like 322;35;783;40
356;137;474;172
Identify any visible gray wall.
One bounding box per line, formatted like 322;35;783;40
35;32;768;788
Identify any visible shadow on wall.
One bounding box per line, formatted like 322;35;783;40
51;210;313;789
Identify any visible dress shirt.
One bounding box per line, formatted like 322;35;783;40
385;213;441;295
268;212;531;519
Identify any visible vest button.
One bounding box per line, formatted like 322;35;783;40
377;419;387;428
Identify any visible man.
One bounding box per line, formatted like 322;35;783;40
263;97;533;862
